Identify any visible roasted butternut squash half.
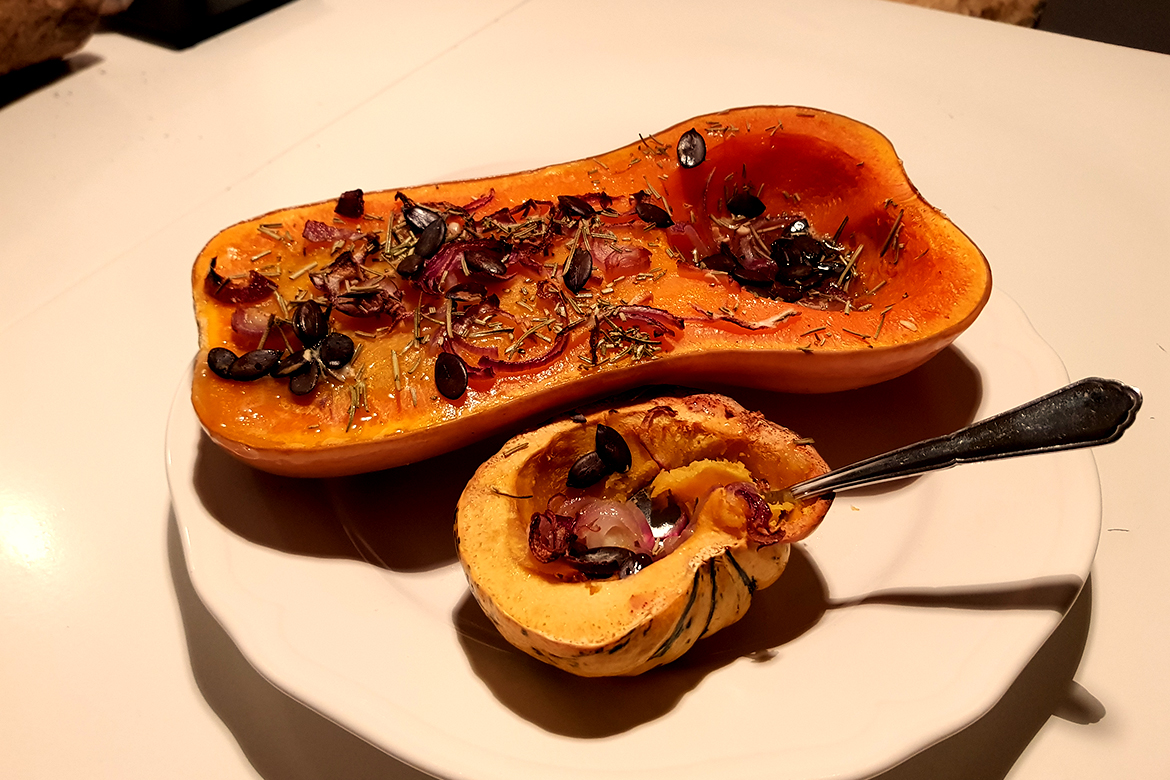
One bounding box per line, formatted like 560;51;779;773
191;106;990;476
455;392;833;676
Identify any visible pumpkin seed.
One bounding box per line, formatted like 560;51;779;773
401;201;441;234
567;450;609;489
563;245;593;293
397;252;425;278
434;351;469;400
464;247;507;277
319;332;355;369
595;424;631;473
207;347;238;379
634;196;673;228
414;217;446;259
273;350;311;378
618;552;654;578
557;194;596;219
293;300;328;346
288;359;320;395
572;547;637;580
228;349;281;381
727;191;766;219
676;128;706;168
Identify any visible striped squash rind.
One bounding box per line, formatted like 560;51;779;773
455;393;829;676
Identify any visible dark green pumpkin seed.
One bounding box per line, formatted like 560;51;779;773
207;347;238;379
414;217;446;259
403;203;440;234
397;252;425;278
228;349;281;381
618;552;654;578
557;195;595;219
563;246;592;292
676;128;706;168
293;300;328;346
464;248;507;277
434;351;469;400
273;350;311;378
572;547;637;579
595;424;631;473
288;360;320;395
319;332;355;369
567;450;609;489
634;196;673;228
727;191;766;219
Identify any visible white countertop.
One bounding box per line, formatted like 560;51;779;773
1;1;1167;778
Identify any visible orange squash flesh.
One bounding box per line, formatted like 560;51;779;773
455;392;833;676
191;106;991;477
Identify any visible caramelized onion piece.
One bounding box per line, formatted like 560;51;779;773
529;510;575;563
204;258;275;304
335;189;365;219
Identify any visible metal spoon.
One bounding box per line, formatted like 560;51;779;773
787;377;1142;500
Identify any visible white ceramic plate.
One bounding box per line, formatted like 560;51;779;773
166;289;1099;780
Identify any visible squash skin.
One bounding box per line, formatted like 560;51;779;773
191;106;991;477
455;393;833;677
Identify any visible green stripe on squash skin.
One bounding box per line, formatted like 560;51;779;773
724;550;757;594
699;558;720;639
650;566;706;661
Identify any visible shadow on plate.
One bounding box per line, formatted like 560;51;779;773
192;427;511;571
455;552;1085;738
454;544;831;738
191;343;983;573
169;500;1098;780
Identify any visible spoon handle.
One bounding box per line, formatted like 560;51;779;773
788;377;1142;500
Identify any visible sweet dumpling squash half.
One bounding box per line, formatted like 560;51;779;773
455;393;833;677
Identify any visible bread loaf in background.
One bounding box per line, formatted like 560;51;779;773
889;0;1045;25
0;0;131;77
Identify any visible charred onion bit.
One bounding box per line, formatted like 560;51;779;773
528;510;575;563
730;482;786;545
477;326;575;373
335;189;365;219
302;220;358;244
309;252;408;321
435;351;470;400
633;191;673;228
676;128;706;168
204;257;275;304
